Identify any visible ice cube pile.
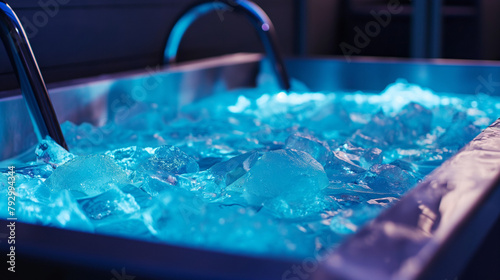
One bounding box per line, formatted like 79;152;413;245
2;80;500;259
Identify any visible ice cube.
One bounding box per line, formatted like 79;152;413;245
396;102;433;140
285;133;330;166
120;183;155;209
177;171;225;201
324;151;366;183
304;101;352;133
78;187;140;220
105;146;152;172
45;154;130;198
174;151;263;203
366;164;418;194
353;103;432;148
438;112;481;149
261;193;328;219
252;126;296;150
13;174;52;203
361;148;383;168
210;151;262;187
51;190;94;232
143;145;199;176
230;149;329;216
140;176;177;197
175;152;263;202
353;110;399;147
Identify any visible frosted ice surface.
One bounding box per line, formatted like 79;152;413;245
45;155;129;198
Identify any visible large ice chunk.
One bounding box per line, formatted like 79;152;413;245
230;149;329;216
353;110;399;147
285;133;330;166
397;102;433;140
438;112;481;149
45;155;129;197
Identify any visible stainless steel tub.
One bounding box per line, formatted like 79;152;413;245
1;54;499;280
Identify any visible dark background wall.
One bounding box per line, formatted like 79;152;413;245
1;0;500;92
0;0;296;92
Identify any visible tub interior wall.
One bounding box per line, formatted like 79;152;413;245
2;56;500;161
0;54;260;161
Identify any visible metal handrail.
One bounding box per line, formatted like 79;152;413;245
0;1;68;150
163;0;291;90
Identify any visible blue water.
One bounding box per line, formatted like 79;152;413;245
2;80;500;259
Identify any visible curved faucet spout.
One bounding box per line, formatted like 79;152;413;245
0;2;68;150
163;0;291;90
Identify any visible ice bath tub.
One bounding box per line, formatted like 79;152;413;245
1;54;500;280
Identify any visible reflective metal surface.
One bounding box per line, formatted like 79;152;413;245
315;120;500;280
286;56;500;96
0;2;67;149
163;0;291;90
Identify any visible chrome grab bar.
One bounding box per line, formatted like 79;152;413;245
163;0;291;90
0;1;68;150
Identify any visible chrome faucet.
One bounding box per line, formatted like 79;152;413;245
163;0;291;91
0;1;68;150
